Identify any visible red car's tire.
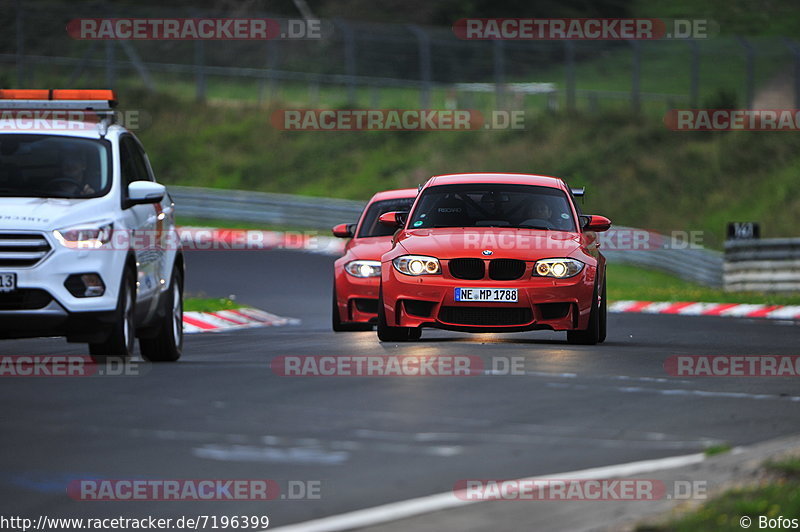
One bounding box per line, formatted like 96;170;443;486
377;290;412;342
567;278;601;345
598;275;607;343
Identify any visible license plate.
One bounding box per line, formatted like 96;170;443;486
0;272;16;293
455;287;518;302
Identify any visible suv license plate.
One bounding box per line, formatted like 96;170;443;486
0;272;16;293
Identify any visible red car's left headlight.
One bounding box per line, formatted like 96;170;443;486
345;260;381;278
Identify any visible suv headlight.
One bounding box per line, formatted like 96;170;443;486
533;258;584;278
393;255;441;276
345;260;381;278
53;222;113;249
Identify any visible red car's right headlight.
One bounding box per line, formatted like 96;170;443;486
533;258;584;278
392;255;441;276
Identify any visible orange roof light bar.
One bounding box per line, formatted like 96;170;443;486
0;89;51;99
0;89;117;104
52;89;117;103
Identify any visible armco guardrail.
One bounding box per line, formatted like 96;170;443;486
170;186;724;287
725;238;800;292
170;186;365;229
601;226;723;287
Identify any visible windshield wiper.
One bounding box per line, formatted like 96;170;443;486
516;224;550;230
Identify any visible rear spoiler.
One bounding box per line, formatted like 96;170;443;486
570;187;585;197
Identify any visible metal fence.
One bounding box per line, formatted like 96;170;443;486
602;226;723;287
2;2;797;114
170;185;365;229
725;238;800;292
170;186;724;286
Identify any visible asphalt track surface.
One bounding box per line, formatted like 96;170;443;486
1;249;799;529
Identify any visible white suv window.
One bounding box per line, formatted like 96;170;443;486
0;134;111;198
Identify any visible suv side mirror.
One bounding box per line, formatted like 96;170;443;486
126;181;165;208
378;211;407;228
580;215;612;232
332;223;356;238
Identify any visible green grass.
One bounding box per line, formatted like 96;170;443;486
705;443;733;456
640;456;800;531
183;297;242;313
608;264;800;305
765;457;800;478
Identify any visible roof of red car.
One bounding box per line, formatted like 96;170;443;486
425;173;567;189
368;188;419;202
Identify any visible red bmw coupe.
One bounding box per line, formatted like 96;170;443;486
331;188;418;331
376;173;612;344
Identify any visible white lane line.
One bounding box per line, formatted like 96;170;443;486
264;452;706;532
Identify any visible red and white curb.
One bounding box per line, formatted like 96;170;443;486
183;307;300;334
611;300;800;320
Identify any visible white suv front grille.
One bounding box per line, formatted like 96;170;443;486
0;232;51;267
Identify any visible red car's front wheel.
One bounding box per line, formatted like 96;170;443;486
377;290;419;342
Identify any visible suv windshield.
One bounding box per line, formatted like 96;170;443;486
0;135;111;199
357;197;416;238
408;183;577;231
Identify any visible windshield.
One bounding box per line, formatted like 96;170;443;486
357;197;416;238
408;183;577;231
0;135;111;198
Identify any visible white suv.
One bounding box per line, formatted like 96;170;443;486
0;90;183;362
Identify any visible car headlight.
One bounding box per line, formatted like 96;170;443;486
393;255;441;276
53;222;113;249
345;260;381;278
533;258;584;278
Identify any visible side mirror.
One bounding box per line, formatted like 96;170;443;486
332;223;356;238
580;215;612;232
126;181;165;207
378;211;407;228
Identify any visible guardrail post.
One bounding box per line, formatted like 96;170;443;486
407;25;433;109
335;19;357;106
688;40;700;107
194;40;206;103
564;41;576;111
105;40;116;88
259;40;280;104
630;40;641;112
783;39;800;108
15;0;25;87
493;40;505;109
736;37;754;109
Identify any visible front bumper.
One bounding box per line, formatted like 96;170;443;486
0;298;117;342
381;264;596;332
334;272;380;324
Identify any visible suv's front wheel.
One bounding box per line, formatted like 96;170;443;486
89;267;136;362
140;266;183;362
